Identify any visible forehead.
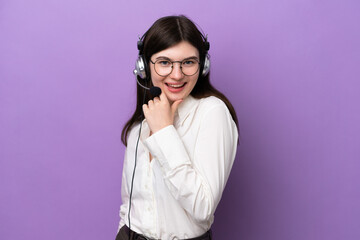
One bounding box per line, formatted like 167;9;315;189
152;41;199;60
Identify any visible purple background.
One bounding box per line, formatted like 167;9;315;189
1;0;359;239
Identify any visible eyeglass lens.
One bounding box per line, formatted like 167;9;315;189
153;59;199;76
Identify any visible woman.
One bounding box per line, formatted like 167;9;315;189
116;15;239;240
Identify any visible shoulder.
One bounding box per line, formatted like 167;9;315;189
199;95;226;106
195;96;238;140
126;122;141;146
190;96;235;129
197;96;229;116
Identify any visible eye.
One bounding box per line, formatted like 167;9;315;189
182;60;197;66
157;60;171;66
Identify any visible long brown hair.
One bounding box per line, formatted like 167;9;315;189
121;15;238;146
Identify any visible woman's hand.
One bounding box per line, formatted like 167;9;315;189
142;92;183;134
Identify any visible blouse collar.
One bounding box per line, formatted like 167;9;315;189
175;95;199;126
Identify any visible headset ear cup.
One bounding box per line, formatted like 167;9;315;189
134;55;148;79
202;54;210;76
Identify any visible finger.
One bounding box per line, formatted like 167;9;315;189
153;97;160;103
171;99;183;115
159;92;169;103
147;99;154;108
142;104;149;115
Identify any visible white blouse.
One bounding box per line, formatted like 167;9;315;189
118;95;238;239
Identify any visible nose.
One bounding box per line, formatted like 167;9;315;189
169;62;184;80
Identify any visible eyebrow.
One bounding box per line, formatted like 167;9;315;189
155;56;199;61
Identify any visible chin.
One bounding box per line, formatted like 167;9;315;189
166;95;180;103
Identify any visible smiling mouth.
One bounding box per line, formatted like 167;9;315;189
165;83;187;89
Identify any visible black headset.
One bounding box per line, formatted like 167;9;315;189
133;34;211;80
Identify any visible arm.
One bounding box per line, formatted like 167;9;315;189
118;147;130;231
143;102;238;222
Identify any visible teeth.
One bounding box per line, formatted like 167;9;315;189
168;83;185;88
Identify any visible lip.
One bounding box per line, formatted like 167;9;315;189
165;82;187;93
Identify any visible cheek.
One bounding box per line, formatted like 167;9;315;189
150;69;162;86
151;76;164;87
188;76;199;89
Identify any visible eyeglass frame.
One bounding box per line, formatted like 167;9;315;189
149;58;201;77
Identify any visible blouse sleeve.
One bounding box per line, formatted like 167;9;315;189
143;102;238;223
118;145;130;231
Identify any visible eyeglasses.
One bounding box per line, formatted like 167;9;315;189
150;58;200;77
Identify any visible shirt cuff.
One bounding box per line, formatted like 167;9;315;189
143;125;191;172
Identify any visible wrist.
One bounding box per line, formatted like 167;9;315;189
152;124;173;134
